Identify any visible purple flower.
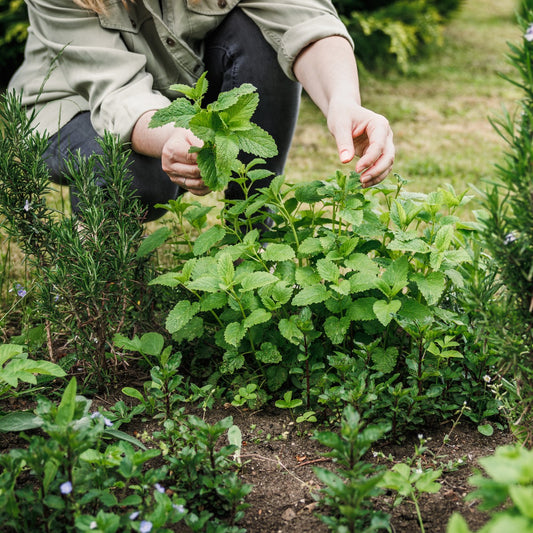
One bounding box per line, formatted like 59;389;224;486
17;287;27;298
154;483;165;493
525;23;533;41
60;481;72;495
173;503;185;513
139;521;153;533
129;511;140;520
504;232;517;245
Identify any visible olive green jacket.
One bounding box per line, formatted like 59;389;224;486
9;0;353;141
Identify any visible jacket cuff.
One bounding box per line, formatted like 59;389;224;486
278;14;354;81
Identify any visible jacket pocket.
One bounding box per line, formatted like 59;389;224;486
99;0;151;33
185;0;240;15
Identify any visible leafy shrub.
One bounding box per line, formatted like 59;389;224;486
0;91;150;387
333;0;463;71
447;445;533;533
147;77;500;435
0;0;27;86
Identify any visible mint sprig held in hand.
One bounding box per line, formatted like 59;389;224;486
149;72;278;191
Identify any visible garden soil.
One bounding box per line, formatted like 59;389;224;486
0;382;515;533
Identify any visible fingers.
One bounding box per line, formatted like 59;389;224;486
357;127;395;187
161;129;211;196
175;176;211;196
333;109;395;188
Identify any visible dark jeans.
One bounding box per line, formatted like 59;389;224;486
43;8;301;222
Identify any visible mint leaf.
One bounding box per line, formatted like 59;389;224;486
235;124;278;158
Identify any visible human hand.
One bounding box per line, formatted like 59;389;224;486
327;100;395;187
161;128;211;196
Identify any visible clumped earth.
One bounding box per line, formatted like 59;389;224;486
0;379;514;533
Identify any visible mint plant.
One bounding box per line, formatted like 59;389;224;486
312;405;391;532
149;72;277;191
0;342;65;402
447;445;533;533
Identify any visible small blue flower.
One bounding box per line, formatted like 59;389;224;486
173;503;185;513
103;417;113;427
129;511;140;520
91;411;101;419
139;521;153;533
154;482;165;493
60;481;72;495
525;23;533;41
17;287;27;298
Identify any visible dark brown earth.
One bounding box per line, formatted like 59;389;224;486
0;386;515;533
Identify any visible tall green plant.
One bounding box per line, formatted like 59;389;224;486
478;9;533;444
0;91;149;387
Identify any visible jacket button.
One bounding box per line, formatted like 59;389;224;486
218;0;227;7
166;37;176;46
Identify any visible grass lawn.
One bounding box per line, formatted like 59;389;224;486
286;0;522;211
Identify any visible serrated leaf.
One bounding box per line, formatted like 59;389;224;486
382;256;409;297
215;133;240;176
339;208;363;227
172;316;204;343
373;299;401;326
240;271;278;291
415;470;442;493
166;300;200;333
279;318;304;344
411;272;446;305
344;253;379;273
197;146;222;190
243;308;272;328
317;258;340;283
148;271;181;288
149;98;196;128
209;83;256;112
371;346;398;373
262;243;295;262
255;342;282;364
193;225;226;256
292;284;329;306
388;238;430;253
324;316;350;344
298;237;323;256
295;266;321;287
235;123;278;158
434;224;454;252
217;253;235;286
186;276;221;293
223;92;259;128
136;226;172;258
225;322;247;347
349;270;379;293
347;297;377;321
200;292;228;311
189;109;219;142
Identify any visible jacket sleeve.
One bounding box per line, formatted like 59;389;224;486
237;0;354;80
25;0;170;140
